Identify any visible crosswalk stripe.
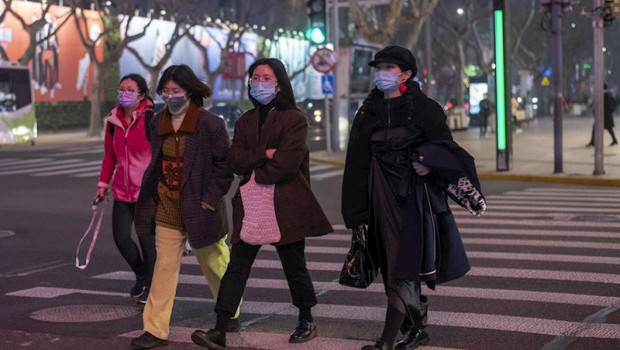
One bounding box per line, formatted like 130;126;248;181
0;158;51;167
0;160;101;175
482;199;620;207
324;226;620;241
71;171;101;178
93;261;620;286
522;187;620;194
311;169;344;180
486;195;620;203
454;216;620;227
32;165;102;176
0;158;82;171
486;205;620;213
0;157;18;164
9;286;620;340
309;164;336;172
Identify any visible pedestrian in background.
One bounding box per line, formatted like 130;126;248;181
96;73;156;304
342;46;485;350
190;58;333;350
479;92;490;138
130;64;240;349
587;83;618;147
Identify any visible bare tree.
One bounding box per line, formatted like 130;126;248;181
185;0;309;105
431;2;477;106
125;0;190;95
399;0;439;49
0;0;74;65
70;0;152;136
348;0;404;47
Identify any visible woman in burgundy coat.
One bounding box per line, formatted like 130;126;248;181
191;58;333;350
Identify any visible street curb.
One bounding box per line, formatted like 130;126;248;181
309;154;620;188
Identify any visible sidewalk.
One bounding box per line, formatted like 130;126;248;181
310;115;620;187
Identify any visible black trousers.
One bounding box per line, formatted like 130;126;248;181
112;200;156;285
215;239;317;316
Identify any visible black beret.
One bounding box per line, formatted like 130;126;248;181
369;45;417;77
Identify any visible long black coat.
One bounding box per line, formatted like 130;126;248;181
604;92;617;128
135;104;233;249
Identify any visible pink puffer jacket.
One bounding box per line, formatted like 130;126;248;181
98;99;153;202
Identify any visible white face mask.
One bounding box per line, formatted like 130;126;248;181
374;70;401;92
250;81;278;105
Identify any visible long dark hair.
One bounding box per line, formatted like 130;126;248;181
156;64;212;107
247;58;297;111
120;73;153;103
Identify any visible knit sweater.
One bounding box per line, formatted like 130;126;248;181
155;111;193;230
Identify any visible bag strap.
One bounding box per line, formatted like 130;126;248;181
75;195;109;269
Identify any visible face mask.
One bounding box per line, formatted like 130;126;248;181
162;93;189;114
117;91;140;109
374;70;401;93
250;81;277;105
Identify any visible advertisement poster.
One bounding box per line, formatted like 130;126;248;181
0;1;103;102
120;17;258;101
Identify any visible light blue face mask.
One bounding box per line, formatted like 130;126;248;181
374;70;400;92
250;81;277;105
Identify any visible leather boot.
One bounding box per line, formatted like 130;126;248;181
396;296;429;349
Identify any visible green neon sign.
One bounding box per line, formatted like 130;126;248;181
494;10;506;151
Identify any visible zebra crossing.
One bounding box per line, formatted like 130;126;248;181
0;157;344;180
5;186;620;349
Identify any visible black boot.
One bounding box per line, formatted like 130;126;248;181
396;296;429;349
361;340;390;350
289;319;317;343
395;328;430;349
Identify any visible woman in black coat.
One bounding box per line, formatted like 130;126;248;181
342;46;484;350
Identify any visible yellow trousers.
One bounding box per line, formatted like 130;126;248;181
143;225;241;339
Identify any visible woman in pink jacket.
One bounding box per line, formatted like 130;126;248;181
96;74;156;304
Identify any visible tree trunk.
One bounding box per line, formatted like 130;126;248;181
88;64;104;137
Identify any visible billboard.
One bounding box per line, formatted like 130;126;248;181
119;17;258;101
0;1;103;102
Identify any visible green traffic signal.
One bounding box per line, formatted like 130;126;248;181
306;0;326;45
306;27;326;45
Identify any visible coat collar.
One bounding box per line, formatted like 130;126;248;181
157;103;200;135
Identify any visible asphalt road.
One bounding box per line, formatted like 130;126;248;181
0;140;619;350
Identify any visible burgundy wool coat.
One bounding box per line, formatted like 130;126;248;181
228;107;333;246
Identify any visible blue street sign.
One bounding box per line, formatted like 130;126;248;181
321;74;334;96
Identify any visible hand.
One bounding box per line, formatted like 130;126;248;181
412;155;430;176
266;148;277;159
96;187;107;200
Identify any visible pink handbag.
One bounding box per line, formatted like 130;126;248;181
239;171;282;245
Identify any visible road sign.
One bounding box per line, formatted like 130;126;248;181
311;48;337;74
321;74;334;95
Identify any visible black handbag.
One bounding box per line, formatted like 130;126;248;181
339;225;378;288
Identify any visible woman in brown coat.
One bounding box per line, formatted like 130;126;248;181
191;58;332;350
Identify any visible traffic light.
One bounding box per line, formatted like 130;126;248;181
306;0;326;45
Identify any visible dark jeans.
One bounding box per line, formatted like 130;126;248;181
215;239;317;316
112;200;156;285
